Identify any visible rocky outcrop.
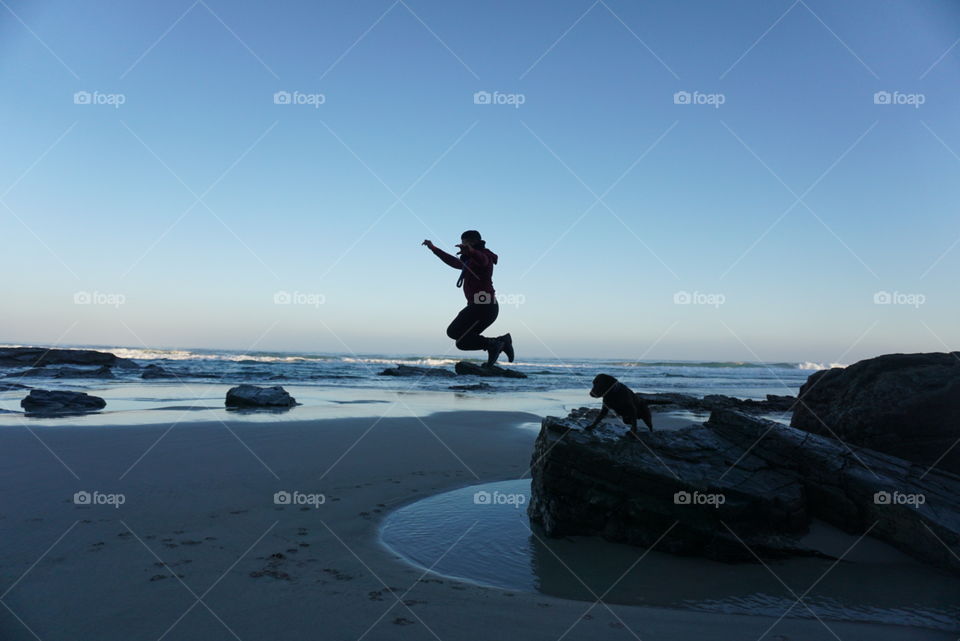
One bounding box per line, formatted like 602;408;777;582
791;352;960;474
21;389;107;414
379;364;455;378
141;364;176;379
636;392;796;412
528;407;960;573
455;361;527;378
0;347;138;369
225;384;298;408
13;365;115;379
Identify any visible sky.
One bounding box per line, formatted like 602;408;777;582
1;0;958;363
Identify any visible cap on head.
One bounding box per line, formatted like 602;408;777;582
460;230;482;244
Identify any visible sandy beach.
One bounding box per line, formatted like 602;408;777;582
1;408;952;641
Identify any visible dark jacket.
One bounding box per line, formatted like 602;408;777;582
430;244;498;303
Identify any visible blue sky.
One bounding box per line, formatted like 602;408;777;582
2;0;958;362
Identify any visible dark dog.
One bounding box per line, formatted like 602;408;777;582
585;373;653;438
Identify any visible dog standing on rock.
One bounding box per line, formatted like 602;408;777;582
585;373;654;438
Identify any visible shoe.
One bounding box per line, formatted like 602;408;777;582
499;333;514;362
484;337;503;367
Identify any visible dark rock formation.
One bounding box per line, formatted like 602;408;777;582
14;365;114;379
379;364;455;378
455;361;527;378
0;347;138;369
141;364;176;379
225;384;298;408
791;352;960;474
0;382;30;391
636;392;795;413
529;407;960;573
21;389;106;414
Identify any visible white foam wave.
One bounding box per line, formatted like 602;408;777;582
797;361;846;371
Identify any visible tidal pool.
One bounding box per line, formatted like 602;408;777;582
380;479;960;632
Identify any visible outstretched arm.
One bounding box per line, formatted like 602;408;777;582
422;239;463;270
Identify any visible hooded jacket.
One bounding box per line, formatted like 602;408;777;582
429;244;498;304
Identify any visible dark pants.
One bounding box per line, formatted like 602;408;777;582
446;303;499;351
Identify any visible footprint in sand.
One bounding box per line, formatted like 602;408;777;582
250;552;293;581
322;568;353;581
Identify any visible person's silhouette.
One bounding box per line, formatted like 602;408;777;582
423;230;514;366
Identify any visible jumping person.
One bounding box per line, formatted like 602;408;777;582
422;230;514;366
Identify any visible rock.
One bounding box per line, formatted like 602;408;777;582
710;409;960;573
21;389;106;414
529;407;960;573
225;384;298;408
528;408;817;562
454;361;527;378
13;365;114;379
0;347;138;369
635;392;795;413
791;352;960;474
141;364;176;379
449;382;494;391
379;364;455;378
0;382;29;391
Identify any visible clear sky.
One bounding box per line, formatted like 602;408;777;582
2;0;958;362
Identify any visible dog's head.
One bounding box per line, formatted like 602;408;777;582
589;373;618;398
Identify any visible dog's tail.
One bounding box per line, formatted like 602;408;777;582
634;395;654;430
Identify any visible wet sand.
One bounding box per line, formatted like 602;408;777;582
0;409;952;640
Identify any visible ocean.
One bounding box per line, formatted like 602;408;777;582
0;344;836;423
